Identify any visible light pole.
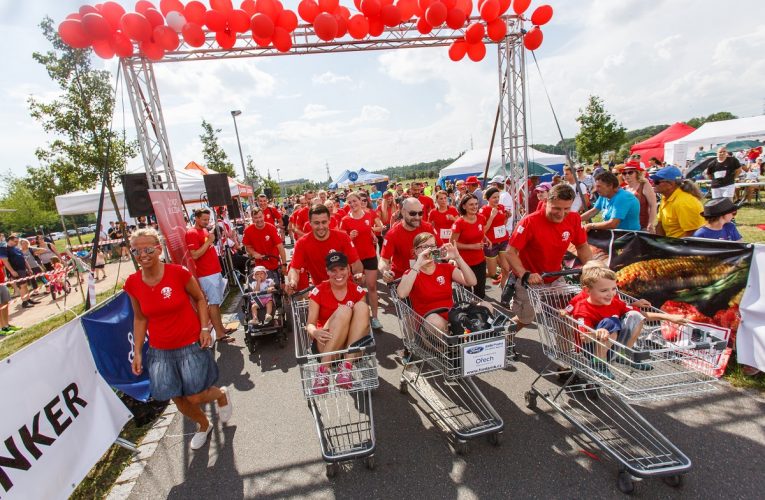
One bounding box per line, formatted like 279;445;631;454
230;110;248;186
276;168;282;201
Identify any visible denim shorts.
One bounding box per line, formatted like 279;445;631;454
198;272;225;305
146;342;219;401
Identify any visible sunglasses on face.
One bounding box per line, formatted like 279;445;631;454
130;246;160;256
623;170;638;175
407;211;424;217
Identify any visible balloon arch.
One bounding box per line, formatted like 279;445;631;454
61;1;547;219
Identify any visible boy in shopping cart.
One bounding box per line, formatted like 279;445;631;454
565;261;687;379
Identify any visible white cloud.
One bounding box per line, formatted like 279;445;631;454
301;104;343;120
354;105;390;123
312;71;353;85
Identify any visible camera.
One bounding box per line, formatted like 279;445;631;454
430;248;444;262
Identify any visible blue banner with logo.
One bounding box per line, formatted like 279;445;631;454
81;291;151;401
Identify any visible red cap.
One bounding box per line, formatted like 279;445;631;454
465;175;479;185
624;160;643;171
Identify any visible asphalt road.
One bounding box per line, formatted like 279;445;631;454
129;283;765;500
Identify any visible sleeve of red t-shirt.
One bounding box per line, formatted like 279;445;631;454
185;229;202;250
349;283;367;302
568;212;587;246
508;214;533;251
291;237;307;271
451;218;463;233
338;231;360;263
241;226;254;249
380;229;395;260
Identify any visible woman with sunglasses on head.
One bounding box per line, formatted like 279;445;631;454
622;160;657;232
450;194;489;298
125;228;232;451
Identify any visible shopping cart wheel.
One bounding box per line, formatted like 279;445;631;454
325;463;338;479
662;474;684;488
454;440;468;455
617;471;635;494
398;379;408;394
488;432;503;446
524;390;537;409
364;455;375;470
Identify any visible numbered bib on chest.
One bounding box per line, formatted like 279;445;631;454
440;228;452;240
713;170;726;179
493;225;507;239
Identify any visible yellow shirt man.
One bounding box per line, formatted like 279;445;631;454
657;188;705;238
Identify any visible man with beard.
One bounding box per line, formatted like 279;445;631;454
379;198;438;281
242;207;288;275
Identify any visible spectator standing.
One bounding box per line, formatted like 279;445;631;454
563;165;590;214
464;176;485;208
369;185;382;209
0;260;19;334
0;235;38;308
581;171;641;232
20;239;44;296
577;166;594;193
706;146;742;199
622;161;658;232
451;194;489;299
651;166;705;238
453;180;467;207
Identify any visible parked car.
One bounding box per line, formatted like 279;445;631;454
77;226;92;234
49;232;65;241
88;224;98;232
67;229;77;236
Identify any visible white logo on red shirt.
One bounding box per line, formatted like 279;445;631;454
562;231;570;241
478;224;483;231
517;225;525;234
365;220;370;225
160;286;172;299
346;301;355;307
310;288;319;296
436;276;445;285
265;235;270;241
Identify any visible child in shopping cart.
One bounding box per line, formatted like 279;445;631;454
248;265;276;326
565;261;687;379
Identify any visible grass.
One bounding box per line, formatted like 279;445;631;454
724;358;765;391
55;232;95;253
733;201;765;243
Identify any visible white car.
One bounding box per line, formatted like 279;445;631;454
49;232;65;240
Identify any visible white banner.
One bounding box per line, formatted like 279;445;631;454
738;243;765;371
0;320;132;499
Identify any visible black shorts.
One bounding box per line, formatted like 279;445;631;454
361;256;378;271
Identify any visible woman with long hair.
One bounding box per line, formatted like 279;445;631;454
450;194;489;298
479;187;511;288
622;162;657;232
375;191;396;250
428;190;459;246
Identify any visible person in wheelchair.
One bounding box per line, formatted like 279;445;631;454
395;232;479;332
248;265;276;326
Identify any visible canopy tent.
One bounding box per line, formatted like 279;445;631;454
664;115;765;165
184;161;252;198
630;122;695;161
437;147;566;186
328;168;390;189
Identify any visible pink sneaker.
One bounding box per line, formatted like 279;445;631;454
335;361;354;389
312;365;330;395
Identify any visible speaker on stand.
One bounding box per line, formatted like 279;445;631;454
204;173;232;207
121;173;154;218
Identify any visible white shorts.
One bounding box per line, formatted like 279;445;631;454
711;185;735;199
198;273;225;305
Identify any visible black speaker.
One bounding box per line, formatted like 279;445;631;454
121;173;154;217
204;173;232;207
227;202;241;219
264;187;273;200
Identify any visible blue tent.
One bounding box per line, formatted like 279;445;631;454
329;169;389;190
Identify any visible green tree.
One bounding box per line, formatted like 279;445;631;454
575;95;626;162
200;119;236;178
686;111;737;129
27;17;138;212
616;133;652;162
0;175;60;234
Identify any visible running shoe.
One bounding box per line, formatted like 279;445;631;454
335;361;354;389
190;425;212;450
312;365;330;395
589;358;615;380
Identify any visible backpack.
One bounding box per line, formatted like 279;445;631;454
575;180;591;212
448;302;493;338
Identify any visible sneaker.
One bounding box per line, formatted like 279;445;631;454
613;353;654;371
335;361;354;390
248;319;260;326
264;314;273;324
590;358;615;380
28;298;41;304
0;327;10;336
190;425;212;450
312;365;330;395
21;301;34;309
491;274;502;285
370;317;382;330
217;387;233;424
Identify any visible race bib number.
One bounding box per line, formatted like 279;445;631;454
713;170;726;179
493;225;507;239
440;228;452;240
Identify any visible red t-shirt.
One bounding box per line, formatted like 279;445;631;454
261;206;282;228
418;195;435;222
535;200;546;212
301;217;338;234
123;264;201;350
0;260;5;284
242;223;282;270
185;227;221;277
380;221;437;278
309;280;367;328
340;204;351;215
508;210;587;283
377;205;394;226
291;206;309;231
404;262;454;317
451;215;487;266
429;207;460;244
566;291;634;329
479;204;510;244
291;229;360;284
340;212;378;260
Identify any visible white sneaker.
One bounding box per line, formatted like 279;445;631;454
218;387;233;424
264;314;273;323
190;425;212;450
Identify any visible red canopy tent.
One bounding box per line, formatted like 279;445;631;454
630;122;696;161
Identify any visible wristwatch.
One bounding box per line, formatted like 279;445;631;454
201;327;210;332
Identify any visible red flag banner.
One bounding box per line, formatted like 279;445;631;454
149;190;197;275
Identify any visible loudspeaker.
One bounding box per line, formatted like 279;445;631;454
204;173;232;206
227;202;241;219
264;187;273;200
121;173;154;218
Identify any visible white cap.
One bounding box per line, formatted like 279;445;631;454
253;265;268;274
490;175;504;184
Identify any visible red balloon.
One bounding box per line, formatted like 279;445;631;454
397;0;417;22
253;36;271;47
380;5;401;27
100;2;126;29
66;13;83;21
523;26;542;50
114;31;135;57
204;10;228;31
58;19;91;48
82;13;112;40
425;2;447;26
513;0;531;15
361;0;382;17
159;0;184;16
229;9;251;32
216;29;237;48
92;38;115;58
347;14;369;39
79;5;100;16
298;0;320;23
498;0;510;15
467;41;485;61
479;0;499;22
486;17;506;41
241;0;257;16
271;0;285;20
337;6;351;19
182;22;206;46
448;39;467;61
121;12;152;41
253;0;278;19
140;40;165;60
276;10;298;32
184;1;207;24
272;26;292;52
530;5;553;25
210;0;234;12
464;22;484;43
251;13;275;39
445;8;466;29
335;14;348;37
368;17;384;36
135;2;157;14
416;17;432;34
418;0;435;13
144;8;165;28
318;0;339;13
313;12;338;41
153;25;179;50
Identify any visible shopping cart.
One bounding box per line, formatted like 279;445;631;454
524;271;723;493
390;283;516;454
291;289;379;478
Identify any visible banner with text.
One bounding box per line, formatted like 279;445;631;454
149;189;196;274
0;321;132;499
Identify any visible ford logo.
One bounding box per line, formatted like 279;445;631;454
466;346;484;354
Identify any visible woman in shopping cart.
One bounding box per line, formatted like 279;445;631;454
395;232;478;332
306;251;371;394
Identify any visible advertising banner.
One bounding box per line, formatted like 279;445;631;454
149;189;196;274
737;244;765;371
0;321;132;499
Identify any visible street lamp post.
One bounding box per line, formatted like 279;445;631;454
230;110;248;186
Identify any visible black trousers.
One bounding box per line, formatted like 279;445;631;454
468;260;487;299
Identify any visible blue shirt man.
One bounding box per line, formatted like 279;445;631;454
581;171;641;232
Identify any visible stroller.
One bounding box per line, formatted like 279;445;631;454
241;257;289;353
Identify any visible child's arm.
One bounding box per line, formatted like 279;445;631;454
644;311;687;324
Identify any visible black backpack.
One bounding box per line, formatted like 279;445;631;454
448;302;493;337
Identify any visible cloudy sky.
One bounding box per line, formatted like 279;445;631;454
1;0;763;186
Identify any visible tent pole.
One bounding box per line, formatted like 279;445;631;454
482;100;502;188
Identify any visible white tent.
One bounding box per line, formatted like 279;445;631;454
54;168;243;216
664;115;765;165
438;147;567;185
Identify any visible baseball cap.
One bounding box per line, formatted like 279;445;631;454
535;182;552;192
490;175;504;184
649;165;683;183
624;159;643;171
465;175;480;185
325;251;348;269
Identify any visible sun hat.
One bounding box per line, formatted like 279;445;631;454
253;265;268;274
701;198;739;218
465;175;480;185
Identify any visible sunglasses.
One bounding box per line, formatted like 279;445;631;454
623;170;638;175
407;211;424;217
130;246;160;256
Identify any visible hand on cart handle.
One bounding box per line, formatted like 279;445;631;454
353;272;365;284
382;270;395;283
